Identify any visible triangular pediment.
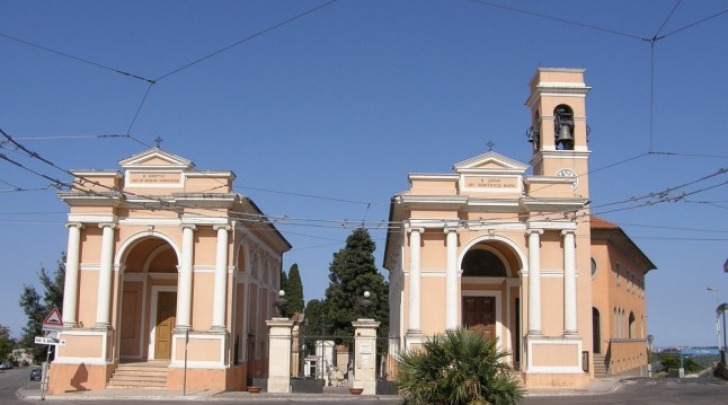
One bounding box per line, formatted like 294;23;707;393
119;148;194;171
454;151;528;174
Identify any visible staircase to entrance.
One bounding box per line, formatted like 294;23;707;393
107;361;169;389
593;353;608;378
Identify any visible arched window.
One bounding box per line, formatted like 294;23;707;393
462;249;507;277
629;312;636;339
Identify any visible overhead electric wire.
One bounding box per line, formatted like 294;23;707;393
465;0;645;41
653;0;683;39
660;7;728;39
0;32;154;84
153;0;341;82
590;167;728;210
0;153;69;191
12;134;131;141
236;185;378;206
126;83;155;136
615;222;728;234
3;2;726;237
649;151;728;159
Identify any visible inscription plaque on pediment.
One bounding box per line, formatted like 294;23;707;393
462;175;521;193
127;171;183;187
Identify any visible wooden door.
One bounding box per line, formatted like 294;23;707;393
462;296;496;340
155;291;176;360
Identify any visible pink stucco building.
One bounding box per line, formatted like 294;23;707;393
51;149;290;393
384;68;655;388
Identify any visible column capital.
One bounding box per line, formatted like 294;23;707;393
65;222;84;229
181;224;197;231
213;224;232;232
98;222;117;229
561;229;576;237
407;227;424;234
443;227;459;235
526;229;544;236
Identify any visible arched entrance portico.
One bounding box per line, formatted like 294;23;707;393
460;241;523;369
117;235;179;361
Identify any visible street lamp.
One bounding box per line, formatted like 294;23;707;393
274;290;289;318
360;291;373;319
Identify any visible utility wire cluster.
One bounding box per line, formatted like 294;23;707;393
2;128;725;242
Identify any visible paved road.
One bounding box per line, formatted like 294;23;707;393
0;367;36;404
3;368;728;405
522;377;728;405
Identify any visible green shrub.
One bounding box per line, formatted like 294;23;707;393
396;328;523;405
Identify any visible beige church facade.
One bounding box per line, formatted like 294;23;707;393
384;68;656;388
50;149;290;394
49;67;655;394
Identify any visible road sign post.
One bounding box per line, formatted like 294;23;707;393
38;307;64;401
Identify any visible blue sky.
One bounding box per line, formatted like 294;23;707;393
1;1;726;347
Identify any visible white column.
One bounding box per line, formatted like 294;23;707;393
95;223;116;327
445;228;458;330
176;224;195;330
527;229;543;334
62;223;83;327
212;225;231;331
562;230;578;334
407;228;423;333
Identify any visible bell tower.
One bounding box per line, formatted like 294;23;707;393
525;68;591;198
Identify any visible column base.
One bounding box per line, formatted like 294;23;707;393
268;377;291;393
404;331;425;350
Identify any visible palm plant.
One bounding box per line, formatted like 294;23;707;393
396;328;523;405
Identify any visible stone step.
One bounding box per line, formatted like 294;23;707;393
593;354;608;378
112;369;167;377
107;362;169;390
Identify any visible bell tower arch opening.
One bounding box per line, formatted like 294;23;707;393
554;104;575;150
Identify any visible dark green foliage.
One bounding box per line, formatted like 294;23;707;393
286;264;305;315
324;228;389;340
303;299;327;334
658;353;702;374
19;252;65;359
0;325;15;362
396;328;523;405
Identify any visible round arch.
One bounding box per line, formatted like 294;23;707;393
234;238;251;272
458;234;527;277
115;230;181;269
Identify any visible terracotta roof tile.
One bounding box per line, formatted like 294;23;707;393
590;215;620;229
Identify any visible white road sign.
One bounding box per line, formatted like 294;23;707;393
34;336;66;346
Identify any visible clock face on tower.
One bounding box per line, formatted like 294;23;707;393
556;168;578;190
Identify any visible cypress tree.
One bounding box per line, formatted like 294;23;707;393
286;264;305;315
324;228;389;341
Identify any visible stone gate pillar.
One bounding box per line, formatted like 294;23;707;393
266;318;294;393
352;319;380;395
